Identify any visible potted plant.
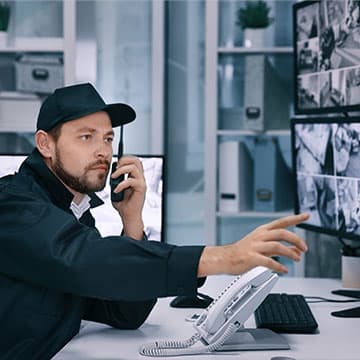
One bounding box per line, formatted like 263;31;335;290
236;1;274;48
0;1;10;46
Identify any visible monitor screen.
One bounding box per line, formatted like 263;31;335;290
292;116;360;241
0;154;165;242
293;0;360;115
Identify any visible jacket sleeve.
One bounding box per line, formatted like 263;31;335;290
82;297;157;330
0;189;205;301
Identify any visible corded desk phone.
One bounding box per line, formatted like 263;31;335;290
139;266;289;357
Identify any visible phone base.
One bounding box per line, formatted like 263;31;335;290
216;328;290;351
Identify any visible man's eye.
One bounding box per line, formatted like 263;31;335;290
80;134;91;140
105;137;114;143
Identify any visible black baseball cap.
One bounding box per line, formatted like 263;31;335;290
36;83;136;132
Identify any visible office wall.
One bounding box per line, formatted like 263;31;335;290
76;0;152;155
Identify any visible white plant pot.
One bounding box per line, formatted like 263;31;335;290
342;255;360;288
0;31;8;47
243;28;265;48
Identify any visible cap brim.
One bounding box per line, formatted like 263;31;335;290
103;103;136;127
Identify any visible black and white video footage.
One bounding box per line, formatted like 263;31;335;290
298;38;319;74
297;174;337;229
334;123;360;177
345;66;360;105
295;123;334;175
319;69;347;107
297;74;320;109
335;177;360;234
296;2;319;42
319;0;360;71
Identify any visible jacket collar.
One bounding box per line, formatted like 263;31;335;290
20;148;103;212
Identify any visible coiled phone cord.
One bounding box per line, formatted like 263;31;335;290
139;322;240;357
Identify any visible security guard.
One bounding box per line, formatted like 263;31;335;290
0;83;308;359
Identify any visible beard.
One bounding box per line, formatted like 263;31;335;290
52;147;110;194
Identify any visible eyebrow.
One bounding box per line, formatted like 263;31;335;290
75;127;114;136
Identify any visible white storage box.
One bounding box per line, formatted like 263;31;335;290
0;91;41;132
15;54;64;94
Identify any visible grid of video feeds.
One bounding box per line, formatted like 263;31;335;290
295;0;360;113
294;118;360;238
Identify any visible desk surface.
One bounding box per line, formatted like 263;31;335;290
54;276;360;360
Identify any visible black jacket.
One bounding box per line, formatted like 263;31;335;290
0;149;205;359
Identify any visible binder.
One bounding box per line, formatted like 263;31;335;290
253;136;293;212
243;55;290;131
219;141;253;212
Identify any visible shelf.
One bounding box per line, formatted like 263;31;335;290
0;37;64;52
218;46;293;54
217;211;292;218
217;129;291;136
0;91;40;100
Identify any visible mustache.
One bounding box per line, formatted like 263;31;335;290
86;160;111;171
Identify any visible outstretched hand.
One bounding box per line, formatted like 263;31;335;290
198;213;309;277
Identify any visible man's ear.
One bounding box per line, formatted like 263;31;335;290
35;130;55;159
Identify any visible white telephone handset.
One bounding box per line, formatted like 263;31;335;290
194;265;277;345
139;266;281;357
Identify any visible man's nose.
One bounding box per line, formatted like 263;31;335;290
95;141;111;158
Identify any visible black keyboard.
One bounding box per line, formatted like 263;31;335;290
254;293;318;333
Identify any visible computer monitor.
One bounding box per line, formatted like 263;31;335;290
293;0;360;115
291;116;360;241
0;153;165;242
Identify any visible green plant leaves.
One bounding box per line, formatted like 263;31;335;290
236;0;274;29
0;2;10;32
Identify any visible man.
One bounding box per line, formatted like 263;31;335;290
0;83;309;359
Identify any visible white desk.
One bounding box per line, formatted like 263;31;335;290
54;276;360;360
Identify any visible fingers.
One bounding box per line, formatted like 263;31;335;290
118;155;143;173
111;163;142;180
264;213;310;230
259;242;302;262
113;177;146;194
260;228;308;252
254;254;288;274
110;156;146;196
111;156;145;181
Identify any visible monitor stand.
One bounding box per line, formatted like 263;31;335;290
331;306;360;318
332;289;360;298
170;292;213;308
331;288;360;318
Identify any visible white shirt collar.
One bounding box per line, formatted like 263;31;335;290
70;195;91;220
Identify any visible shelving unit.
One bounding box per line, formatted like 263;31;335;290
0;38;64;52
0;0;75;133
204;1;295;247
218;46;293;54
217;211;291;218
218;129;290;136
